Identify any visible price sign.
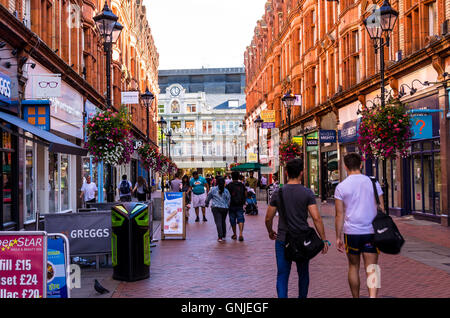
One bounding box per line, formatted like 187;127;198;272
0;232;47;298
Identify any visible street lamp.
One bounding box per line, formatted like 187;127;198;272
363;0;398;215
281;90;296;141
141;87;154;200
94;2;123;202
157;116;167;192
254;115;264;190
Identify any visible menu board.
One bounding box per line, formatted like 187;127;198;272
0;232;47;298
162;192;186;239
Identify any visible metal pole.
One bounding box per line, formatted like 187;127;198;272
379;37;389;215
161;131;165;193
287;106;292;141
104;41;115;203
147;106;151;201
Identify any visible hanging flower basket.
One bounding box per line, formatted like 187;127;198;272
279;140;303;166
358;98;413;160
85;107;134;166
137;143;160;171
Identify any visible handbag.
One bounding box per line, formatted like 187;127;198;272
278;188;324;262
370;177;405;254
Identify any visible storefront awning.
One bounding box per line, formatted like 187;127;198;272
0;111;87;156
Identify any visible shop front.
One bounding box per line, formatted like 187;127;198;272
319;130;338;200
305;132;319;196
23;60;85;219
402;93;442;220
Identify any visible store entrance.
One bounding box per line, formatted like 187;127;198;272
320;150;338;201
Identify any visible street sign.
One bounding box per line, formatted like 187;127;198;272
410;115;432;139
0;71;11;104
294;95;302;106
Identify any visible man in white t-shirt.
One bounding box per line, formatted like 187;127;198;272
80;175;98;204
334;153;383;298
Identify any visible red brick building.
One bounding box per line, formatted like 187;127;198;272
245;0;450;225
0;0;158;230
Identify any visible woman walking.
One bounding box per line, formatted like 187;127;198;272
181;175;192;221
205;177;230;242
133;176;149;202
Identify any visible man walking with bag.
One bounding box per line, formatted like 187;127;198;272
334;153;384;298
265;159;329;298
226;171;247;241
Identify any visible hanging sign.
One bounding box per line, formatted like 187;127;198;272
294;95;302;106
261;110;276;128
247;152;258;163
410;115;432;140
292;136;303;146
0;231;47;298
161;192;186;240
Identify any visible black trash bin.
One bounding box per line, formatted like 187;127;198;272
111;202;151;281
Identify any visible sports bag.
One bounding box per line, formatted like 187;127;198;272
119;180;131;195
370;177;405;254
278;188;324;262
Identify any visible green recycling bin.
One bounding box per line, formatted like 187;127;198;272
111;202;151;281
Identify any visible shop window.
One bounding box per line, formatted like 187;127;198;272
186;104;196;113
48;152;72;213
158;104;165;114
202;120;213;135
25;138;36;223
1;131;13;225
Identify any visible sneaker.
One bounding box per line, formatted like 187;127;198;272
195;217;200;222
217;238;223;242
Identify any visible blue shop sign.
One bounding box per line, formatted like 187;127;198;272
0;72;12;104
410;115;432;140
339;118;360;144
319;130;336;143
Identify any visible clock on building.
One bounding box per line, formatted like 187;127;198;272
170;86;181;96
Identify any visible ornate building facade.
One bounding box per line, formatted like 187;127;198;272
245;0;450;225
0;0;158;230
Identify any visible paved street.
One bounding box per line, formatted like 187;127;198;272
72;200;450;298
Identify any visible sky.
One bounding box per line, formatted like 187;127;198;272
144;0;267;70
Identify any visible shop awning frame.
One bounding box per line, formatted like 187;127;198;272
0;111;88;156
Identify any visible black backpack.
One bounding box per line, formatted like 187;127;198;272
278;188;324;262
227;182;246;206
370;177;405;254
119;180;131;195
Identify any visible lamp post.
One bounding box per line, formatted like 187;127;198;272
281;90;296;141
254;115;264;190
166;130;172;161
93;2;123;202
157;116;167;192
141;87;154;200
363;0;398;215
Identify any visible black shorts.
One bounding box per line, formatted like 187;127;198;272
344;234;379;255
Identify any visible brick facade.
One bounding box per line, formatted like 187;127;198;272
0;0;159;144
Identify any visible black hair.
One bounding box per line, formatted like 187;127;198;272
193;171;198;177
182;175;189;186
122;174;127;180
231;171;240;181
344;153;362;171
217;177;225;195
286;159;304;179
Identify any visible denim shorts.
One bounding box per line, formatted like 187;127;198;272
229;206;245;226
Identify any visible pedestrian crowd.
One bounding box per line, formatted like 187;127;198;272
80;152;399;299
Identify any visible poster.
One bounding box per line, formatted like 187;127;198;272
46;236;68;298
162;192;185;237
0;232;47;298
